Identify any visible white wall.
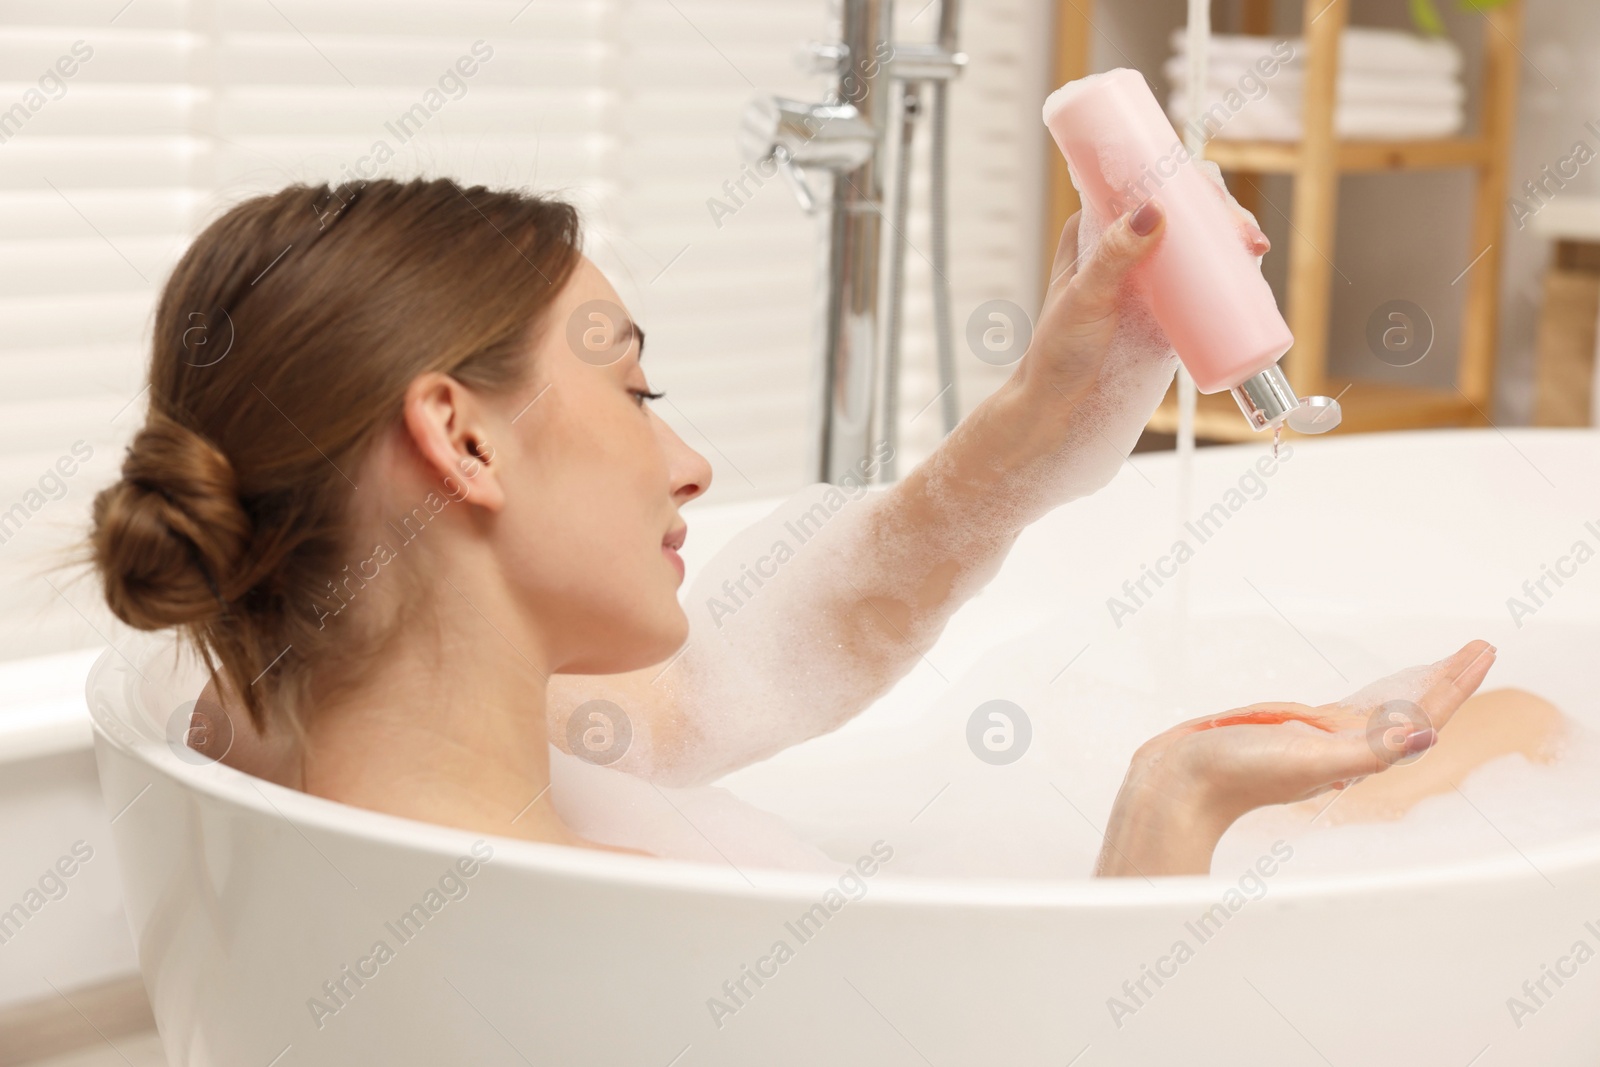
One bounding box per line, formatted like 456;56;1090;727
0;0;1049;665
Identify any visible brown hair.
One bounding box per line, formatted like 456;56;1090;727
89;178;582;734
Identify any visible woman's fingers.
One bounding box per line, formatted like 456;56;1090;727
1312;643;1494;782
1145;642;1497;826
1046;211;1084;291
1308;728;1430;788
1194;157;1268;257
1238;211;1269;257
1325;640;1494;771
1415;640;1497;732
1330;640;1496;729
1059;199;1166;330
1010;201;1167;414
1054;163;1262;309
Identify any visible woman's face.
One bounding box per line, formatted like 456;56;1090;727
492;256;711;674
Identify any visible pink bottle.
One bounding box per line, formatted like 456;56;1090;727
1043;68;1316;431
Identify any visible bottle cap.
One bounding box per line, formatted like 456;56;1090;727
1285;393;1342;434
1229;364;1300;431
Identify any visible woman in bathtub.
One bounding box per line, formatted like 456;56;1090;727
88;176;1515;876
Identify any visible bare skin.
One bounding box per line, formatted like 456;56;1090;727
213;201;1211;846
1287;686;1567;825
201;188;1519;876
541;204;1237;786
1097;641;1499;876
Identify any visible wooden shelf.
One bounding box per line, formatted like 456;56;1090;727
1051;0;1524;437
1145;378;1486;443
1204;136;1490;175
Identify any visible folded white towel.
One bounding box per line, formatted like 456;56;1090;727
1164;55;1467;108
1169;89;1464;141
1169;27;1462;79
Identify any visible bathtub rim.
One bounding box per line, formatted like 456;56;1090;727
87;638;1600;914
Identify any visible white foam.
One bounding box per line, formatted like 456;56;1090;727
713;616;1600;881
604;142;1596;882
916;156;1180;530
638;138;1184;794
1041;69;1127;123
1215;726;1600;877
547;746;834;871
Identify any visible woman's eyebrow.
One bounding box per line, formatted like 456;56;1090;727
631;322;645;361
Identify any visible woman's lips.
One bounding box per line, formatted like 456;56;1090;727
662;524;687;582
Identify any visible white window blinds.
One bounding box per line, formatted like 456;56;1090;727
0;0;1045;664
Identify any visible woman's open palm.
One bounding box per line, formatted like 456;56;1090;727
1099;640;1497;876
1155;640;1496;818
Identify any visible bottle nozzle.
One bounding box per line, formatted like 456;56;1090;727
1229;364;1300;431
1228;364;1343;434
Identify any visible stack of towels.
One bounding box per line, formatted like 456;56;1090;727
1165;27;1465;141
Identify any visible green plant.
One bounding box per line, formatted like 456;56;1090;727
1409;0;1512;35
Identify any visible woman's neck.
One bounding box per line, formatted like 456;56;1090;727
299;574;579;847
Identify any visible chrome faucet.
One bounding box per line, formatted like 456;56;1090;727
739;0;965;484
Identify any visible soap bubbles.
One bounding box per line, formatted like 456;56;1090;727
965;299;1033;366
966;699;1032;765
1364;698;1433;767
566;298;634;367
166;698;234;765
1365;299;1433;368
567;699;633;765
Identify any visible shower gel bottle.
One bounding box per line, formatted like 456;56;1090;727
1042;68;1334;432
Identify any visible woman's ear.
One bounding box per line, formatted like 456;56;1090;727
400;372;506;510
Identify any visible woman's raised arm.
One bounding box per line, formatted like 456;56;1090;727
552;189;1269;786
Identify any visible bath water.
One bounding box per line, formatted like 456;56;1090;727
717;615;1600;882
669;87;1596;879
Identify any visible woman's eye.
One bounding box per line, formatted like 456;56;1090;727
630;387;665;407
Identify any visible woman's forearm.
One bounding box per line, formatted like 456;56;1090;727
809;376;1084;676
555;207;1183;785
1096;763;1231;877
549;376;1092;786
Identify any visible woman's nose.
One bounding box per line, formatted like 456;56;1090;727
660;417;712;503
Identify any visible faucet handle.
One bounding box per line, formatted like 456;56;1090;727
797;40;848;76
774;151;822;215
738;95;874;172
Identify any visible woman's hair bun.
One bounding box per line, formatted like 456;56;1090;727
91;411;252;630
86;179;583;734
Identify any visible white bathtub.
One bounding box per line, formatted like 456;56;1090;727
88;429;1600;1065
0;650;144;1018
